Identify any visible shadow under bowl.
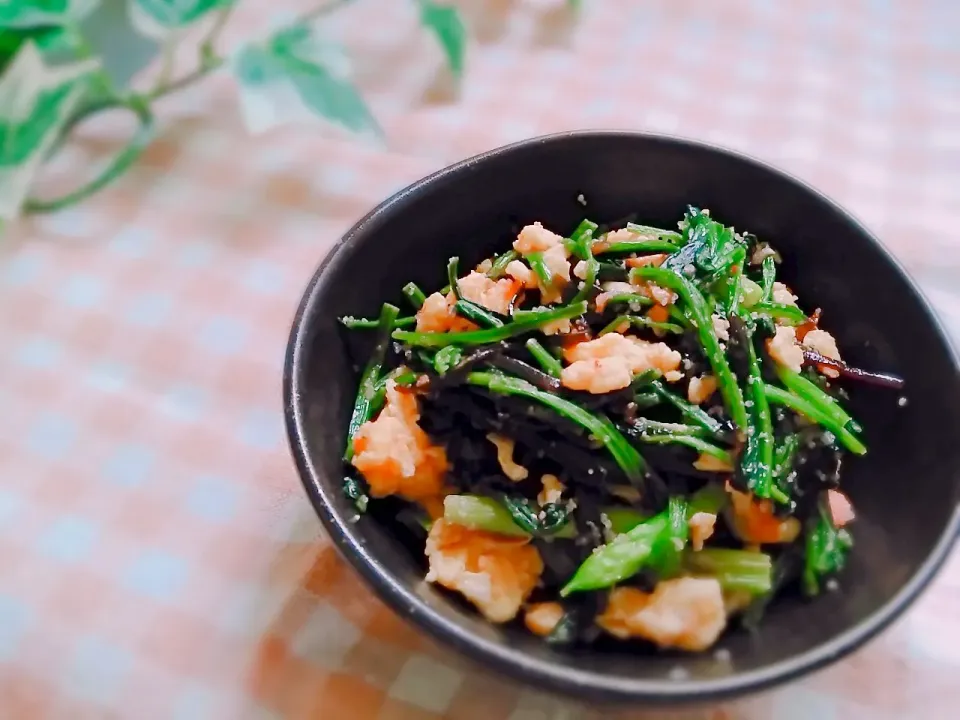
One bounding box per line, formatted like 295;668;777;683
283;132;960;704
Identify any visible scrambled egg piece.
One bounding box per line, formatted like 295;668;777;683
512;223;572;304
351;383;448;500
415;292;475;333
458;271;522;316
767;325;805;373
689;512;717;551
524;602;564;637
425;519;543;623
727;484;801;544
560;334;683;394
598;578;727;651
687;374;717;405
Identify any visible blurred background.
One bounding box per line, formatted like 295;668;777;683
0;0;958;718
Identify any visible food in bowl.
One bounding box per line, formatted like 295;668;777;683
338;207;903;653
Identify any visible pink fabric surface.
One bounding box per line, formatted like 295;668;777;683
1;1;958;717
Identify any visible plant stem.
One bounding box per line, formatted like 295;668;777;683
149;5;236;101
152;33;179;95
24;99;157;214
202;4;235;61
298;0;356;24
148;58;224;101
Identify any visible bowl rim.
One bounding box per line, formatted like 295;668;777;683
283;130;960;704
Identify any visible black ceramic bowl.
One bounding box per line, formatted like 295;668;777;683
283;132;960;704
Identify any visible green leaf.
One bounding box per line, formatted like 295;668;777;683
417;0;465;78
233;22;380;137
662;206;747;296
0;0;99;28
83;0;159;88
129;0;231;34
0;41;98;218
567;0;582;10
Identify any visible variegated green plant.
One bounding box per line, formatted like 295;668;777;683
0;0;498;225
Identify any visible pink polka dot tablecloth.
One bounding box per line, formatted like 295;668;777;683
1;0;958;718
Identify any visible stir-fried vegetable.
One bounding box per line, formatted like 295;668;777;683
487;250;519;279
402;282;427;309
632;265;749;431
764;385;867;455
467;371;646;482
803;499;853;596
443;494;531;537
341;315;416;330
561;503;674;595
337;209;900;652
650;381;726;439
735;316;782;503
525;338;563;377
563;485;726;595
393;301;588;348
760;255;776;301
752;301;807;325
344;303;399;460
684;548;773;594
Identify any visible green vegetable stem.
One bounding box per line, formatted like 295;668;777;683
632;266;749;431
487;250;519;278
764;384;866;455
526;251;555;294
650;380;727;439
736;316;780;502
467;371;646;482
802;499;852;595
393;301;588;348
684;548;773;594
560;507;670;595
775;365;862;433
751;302;807;325
402;282;427;309
562;485;725;594
443;494;577;538
525;338;563;378
344;303;399;461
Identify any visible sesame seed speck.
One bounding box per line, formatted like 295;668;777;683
825;578;839;592
714;648;732;663
577;193;586;205
668;667;690;681
898;396;908;407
